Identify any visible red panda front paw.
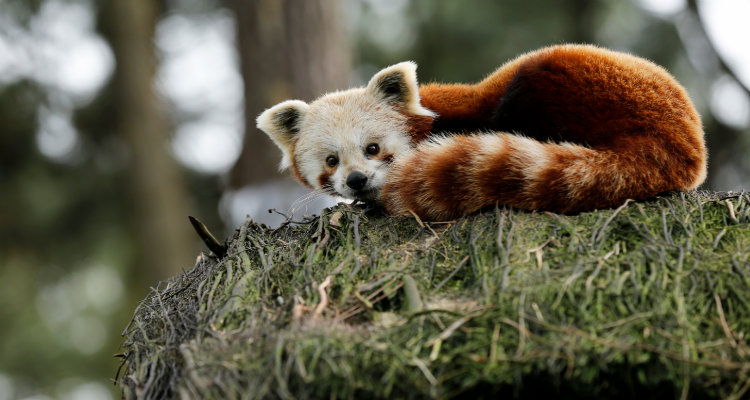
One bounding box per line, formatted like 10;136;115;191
381;136;490;221
380;149;428;218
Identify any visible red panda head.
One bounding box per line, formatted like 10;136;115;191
257;61;435;201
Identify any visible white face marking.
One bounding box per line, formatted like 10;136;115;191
293;88;413;201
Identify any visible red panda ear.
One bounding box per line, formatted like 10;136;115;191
257;100;309;171
366;61;436;117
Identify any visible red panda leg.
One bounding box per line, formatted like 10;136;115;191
381;133;703;220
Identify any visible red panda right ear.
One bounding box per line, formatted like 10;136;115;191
366;62;436;118
257;100;310;171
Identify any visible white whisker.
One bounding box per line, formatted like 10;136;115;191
290;188;334;216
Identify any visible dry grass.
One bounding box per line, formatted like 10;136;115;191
118;191;750;399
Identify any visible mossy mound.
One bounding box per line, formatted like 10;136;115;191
118;191;750;399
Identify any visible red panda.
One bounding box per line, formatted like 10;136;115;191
257;44;707;220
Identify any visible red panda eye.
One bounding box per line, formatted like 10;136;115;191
326;155;338;168
366;143;379;156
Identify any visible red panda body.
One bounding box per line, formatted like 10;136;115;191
257;45;706;221
382;45;706;219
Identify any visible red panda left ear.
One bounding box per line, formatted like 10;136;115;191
366;61;436;117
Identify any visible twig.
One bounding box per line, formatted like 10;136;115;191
340;281;405;321
713;228;727;249
409;358;438;386
353;291;373;309
402;274;423;313
425;305;492;347
353;214;361;252
592;199;632;246
515;292;527;358
714;293;739;349
489;324;500;362
313;275;333;318
348;215;362;279
188;216;227;258
329;254;354;276
433;255;470;292
292;295;307;324
726;200;738;223
315;231;330;250
407;209;425;228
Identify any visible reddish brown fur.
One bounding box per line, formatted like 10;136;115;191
318;172;332;191
404;113;434;141
383;45;707;220
291;161;312;189
377;153;395;165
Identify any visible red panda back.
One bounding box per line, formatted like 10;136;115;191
383;45;707;219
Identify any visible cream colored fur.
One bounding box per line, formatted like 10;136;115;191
257;61;430;200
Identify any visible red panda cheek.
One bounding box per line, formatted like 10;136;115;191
318;171;346;196
290;162;313;189
318;171;332;189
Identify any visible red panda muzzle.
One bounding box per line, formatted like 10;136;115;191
346;171;368;191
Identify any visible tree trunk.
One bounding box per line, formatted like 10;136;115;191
229;0;351;187
104;0;196;282
568;0;597;43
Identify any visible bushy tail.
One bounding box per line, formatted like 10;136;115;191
381;133;705;220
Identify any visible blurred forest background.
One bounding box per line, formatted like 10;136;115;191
0;0;747;399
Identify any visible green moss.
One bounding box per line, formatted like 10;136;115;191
119;191;750;399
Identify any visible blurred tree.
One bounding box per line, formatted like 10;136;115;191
684;0;750;190
568;0;597;43
101;0;196;282
228;0;351;187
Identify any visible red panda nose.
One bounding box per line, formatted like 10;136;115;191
346;171;368;190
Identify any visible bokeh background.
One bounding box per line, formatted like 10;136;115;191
0;0;748;399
